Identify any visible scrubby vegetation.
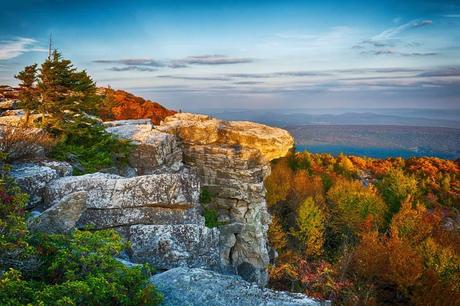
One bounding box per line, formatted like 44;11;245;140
0;52;164;305
199;187;222;228
266;152;460;305
0;126;55;162
0;155;163;305
99;87;176;124
13;50;133;174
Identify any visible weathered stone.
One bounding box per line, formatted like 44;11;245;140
45;170;198;209
0;99;18;111
157;113;294;161
44;168;220;271
0;114;42;127
41;161;73;177
103;119;151;127
28;192;87;234
156;113;294;286
1;109;25;116
77;206;201;229
106;120;182;175
11;162;72;208
130;224;220;270
150;267;325;306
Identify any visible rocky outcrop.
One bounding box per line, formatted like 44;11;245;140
150;267;324;306
44;169;220;271
105;120;182;175
10;161;72;208
156;113;294;285
28;191;87;234
13;111;293;286
102;114;294;285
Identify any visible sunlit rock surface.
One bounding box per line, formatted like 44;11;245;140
156;113;294;285
105;121;182;175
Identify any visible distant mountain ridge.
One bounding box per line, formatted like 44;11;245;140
201;110;460;129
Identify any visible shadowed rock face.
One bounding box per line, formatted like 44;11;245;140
28;191;87;234
156;113;294;285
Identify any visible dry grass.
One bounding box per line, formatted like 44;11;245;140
0;125;56;162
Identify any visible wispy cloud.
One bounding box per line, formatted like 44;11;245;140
157;75;231;81
417;66;460;77
353;19;435;58
94;59;165;67
0;37;46;60
360;50;437;57
108;66;158;72
174;55;253;65
227;70;330;79
234;81;264;85
372;19;432;41
94;55;254;71
443;14;460;18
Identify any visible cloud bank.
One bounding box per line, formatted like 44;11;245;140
0;37;46;60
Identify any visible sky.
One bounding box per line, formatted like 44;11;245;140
0;0;460;110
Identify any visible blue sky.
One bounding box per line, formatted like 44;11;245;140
1;0;460;110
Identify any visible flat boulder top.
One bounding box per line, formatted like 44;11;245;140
150;267;325;306
157;113;294;161
105;122;172;146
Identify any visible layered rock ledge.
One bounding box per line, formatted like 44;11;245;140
107;113;294;285
43;169;220;270
155;113;294;285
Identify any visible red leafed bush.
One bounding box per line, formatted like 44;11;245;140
98;88;176;125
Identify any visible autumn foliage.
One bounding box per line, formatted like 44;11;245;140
265;151;460;305
98;87;176;124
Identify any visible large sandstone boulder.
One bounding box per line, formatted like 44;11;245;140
106;120;182;175
155;113;294;285
157;113;293;162
44;169;220;271
150;267;325;306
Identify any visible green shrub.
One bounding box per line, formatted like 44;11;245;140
199;187;223;228
199;187;213;205
0;156;38;273
0;230;163;306
50;121;133;175
0;157;162;305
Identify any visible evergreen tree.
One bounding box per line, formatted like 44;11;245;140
38;50;100;131
14;64;38;125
